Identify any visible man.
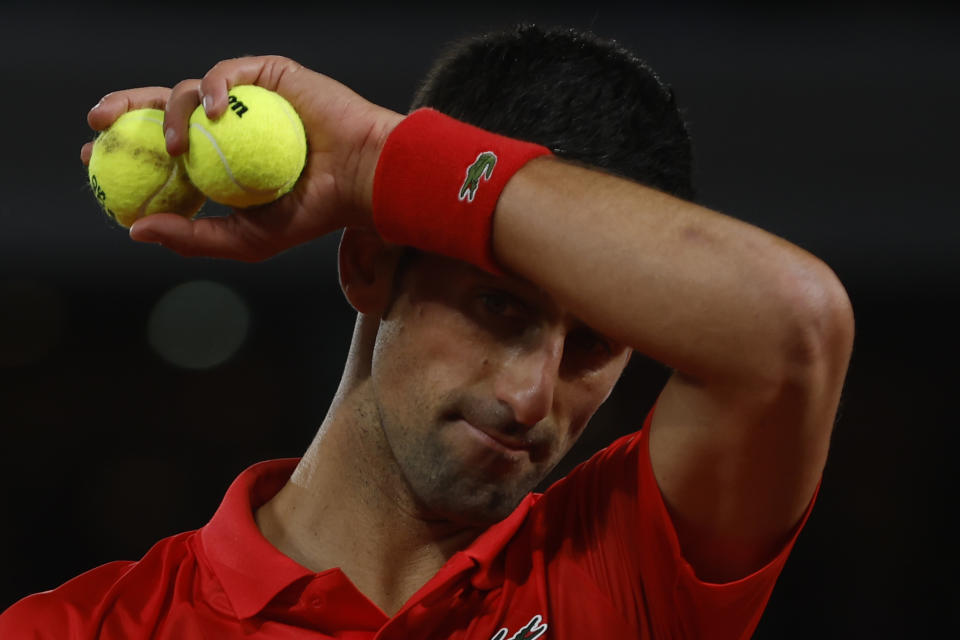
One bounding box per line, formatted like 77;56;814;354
1;25;853;638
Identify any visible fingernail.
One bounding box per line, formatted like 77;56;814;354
202;94;214;116
130;225;160;244
165;127;176;146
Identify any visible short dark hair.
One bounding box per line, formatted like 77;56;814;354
410;24;695;201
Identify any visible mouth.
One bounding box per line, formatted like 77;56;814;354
451;415;533;456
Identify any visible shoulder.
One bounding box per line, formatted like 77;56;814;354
528;419;811;638
0;561;133;636
0;531;196;638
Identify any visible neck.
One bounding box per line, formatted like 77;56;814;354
254;316;481;616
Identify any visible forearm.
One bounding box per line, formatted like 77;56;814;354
493;156;851;390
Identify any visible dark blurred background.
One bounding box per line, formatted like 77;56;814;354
1;0;957;636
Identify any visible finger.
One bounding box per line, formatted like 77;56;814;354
129;211;284;262
198;55;304;117
80;141;93;165
163;79;202;156
129;169;342;261
87;87;170;131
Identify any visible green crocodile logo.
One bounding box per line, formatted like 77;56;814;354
459;151;498;202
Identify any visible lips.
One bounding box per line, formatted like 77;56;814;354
447;411;535;454
470;422;533;452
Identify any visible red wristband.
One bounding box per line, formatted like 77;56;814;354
372;108;553;274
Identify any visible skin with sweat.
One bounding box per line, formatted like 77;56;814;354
254;249;630;615
368;253;630;526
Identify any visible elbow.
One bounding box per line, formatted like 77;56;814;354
774;258;855;393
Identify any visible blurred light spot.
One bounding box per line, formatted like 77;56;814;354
0;279;63;367
147;280;250;370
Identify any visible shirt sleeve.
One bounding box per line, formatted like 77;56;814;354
0;530;196;639
0;593;64;640
536;408;817;639
0;561;135;639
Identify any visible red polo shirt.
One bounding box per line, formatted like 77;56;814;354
1;416;812;639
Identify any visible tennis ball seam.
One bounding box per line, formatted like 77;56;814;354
118;112;189;218
188;121;287;197
139;148;184;216
123;114;169;219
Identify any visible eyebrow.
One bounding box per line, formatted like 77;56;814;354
470;273;628;355
473;273;553;311
474;273;608;335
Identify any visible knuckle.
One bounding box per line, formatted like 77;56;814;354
262;56;302;79
171;78;200;93
208;58;236;73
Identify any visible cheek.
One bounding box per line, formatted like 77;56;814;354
560;358;630;441
561;386;602;444
371;299;490;409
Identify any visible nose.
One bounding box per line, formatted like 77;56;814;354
492;332;564;426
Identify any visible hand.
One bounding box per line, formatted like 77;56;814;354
81;55;403;261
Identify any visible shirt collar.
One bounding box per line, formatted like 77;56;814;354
199;458;313;619
198;458;541;618
464;492;539;590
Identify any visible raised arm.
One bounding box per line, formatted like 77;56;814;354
494;157;854;581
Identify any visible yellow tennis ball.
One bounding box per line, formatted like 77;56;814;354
88;109;206;228
184;85;307;208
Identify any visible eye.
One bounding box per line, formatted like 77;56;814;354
568;328;613;358
479;291;525;319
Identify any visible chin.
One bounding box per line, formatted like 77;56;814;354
421;481;529;527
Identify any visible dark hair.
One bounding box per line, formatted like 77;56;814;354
410;24;695;201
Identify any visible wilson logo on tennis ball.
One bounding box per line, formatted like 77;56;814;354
185;85;307;208
227;95;249;118
88;174;116;222
89;175;107;205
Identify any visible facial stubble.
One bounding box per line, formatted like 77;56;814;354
375;395;549;528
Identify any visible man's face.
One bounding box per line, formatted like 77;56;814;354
369;253;631;526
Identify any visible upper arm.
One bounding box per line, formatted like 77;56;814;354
648;269;854;583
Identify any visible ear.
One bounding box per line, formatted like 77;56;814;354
338;228;403;315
